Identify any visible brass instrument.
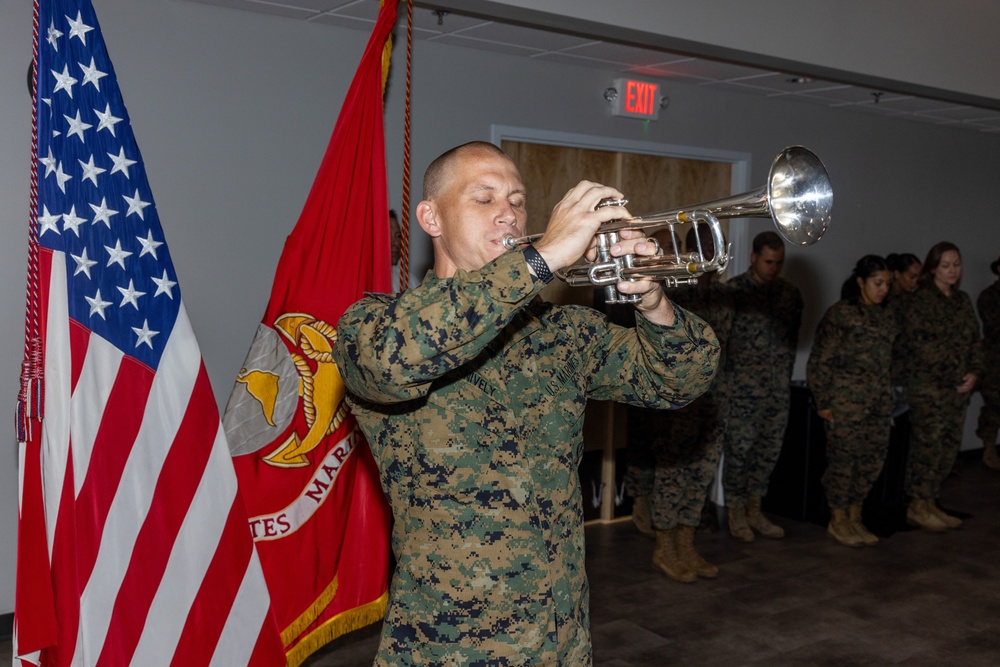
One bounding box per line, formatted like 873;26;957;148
501;146;832;304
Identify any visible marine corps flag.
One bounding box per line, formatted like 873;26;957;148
15;0;285;665
221;1;396;664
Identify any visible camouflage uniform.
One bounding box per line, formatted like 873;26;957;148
629;281;733;529
976;282;1000;445
893;285;982;499
806;300;898;508
333;249;719;666
723;271;803;505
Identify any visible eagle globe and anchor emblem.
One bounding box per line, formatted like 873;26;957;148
224;313;350;468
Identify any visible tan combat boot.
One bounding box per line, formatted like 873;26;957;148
848;504;879;546
652;528;697;583
983;441;1000;471
906;498;948;532
631;494;655;538
747;496;785;539
727;505;755;542
827;507;863;547
926;499;962;529
676;524;719;578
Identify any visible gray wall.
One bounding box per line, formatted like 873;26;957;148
2;0;999;614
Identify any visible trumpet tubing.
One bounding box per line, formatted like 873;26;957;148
502;146;832;304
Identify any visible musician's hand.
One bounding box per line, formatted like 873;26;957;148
612;229;675;327
816;408;834;423
533;181;630;272
957;373;977;394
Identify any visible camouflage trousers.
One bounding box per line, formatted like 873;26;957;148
624;395;725;528
905;384;969;499
820;398;892;508
722;378;790;506
976;375;1000;445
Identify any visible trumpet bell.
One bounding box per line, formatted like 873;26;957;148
768;146;832;246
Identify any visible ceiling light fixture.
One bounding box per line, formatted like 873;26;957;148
787;76;814;84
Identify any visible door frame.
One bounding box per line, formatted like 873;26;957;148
490;125;754;276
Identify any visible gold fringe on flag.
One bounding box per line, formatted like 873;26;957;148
285;591;389;667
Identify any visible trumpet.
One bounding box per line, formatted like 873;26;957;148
501;146;833;304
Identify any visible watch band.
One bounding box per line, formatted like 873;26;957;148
523;245;553;284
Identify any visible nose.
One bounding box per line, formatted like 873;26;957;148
496;202;519;230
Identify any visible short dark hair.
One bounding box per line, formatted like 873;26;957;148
752;230;784;254
422;141;509;200
990;256;1000;276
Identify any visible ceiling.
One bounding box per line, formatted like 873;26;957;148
187;0;1000;134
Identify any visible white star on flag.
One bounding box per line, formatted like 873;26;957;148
84;287;112;319
152;269;177;299
71;246;98;278
104;238;132;269
62;204;87;236
117;279;146;309
51;64;77;98
78;56;107;89
79;154;106;186
94;103;122;135
66;11;94;44
89;196;118;227
38;205;62;237
131;319;159;349
108;146;136;177
137;230;163;258
124;188;151;219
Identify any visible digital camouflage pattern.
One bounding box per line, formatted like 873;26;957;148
628;280;733;529
807;300;898;508
332;249;719;666
723;271;803;505
893;285;982;498
977;281;1000;445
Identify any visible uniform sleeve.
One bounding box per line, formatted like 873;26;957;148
806;305;840;411
977;288;999;347
581;302;720;410
333;249;544;403
962;292;984;378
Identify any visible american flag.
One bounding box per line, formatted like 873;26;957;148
15;1;285;665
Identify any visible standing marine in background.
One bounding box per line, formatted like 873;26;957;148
807;255;897;547
723;230;803;541
626;226;734;582
893;241;981;531
976;256;1000;471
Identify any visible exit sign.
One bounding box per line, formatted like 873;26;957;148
609;78;663;120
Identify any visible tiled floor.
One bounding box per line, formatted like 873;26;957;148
5;455;998;665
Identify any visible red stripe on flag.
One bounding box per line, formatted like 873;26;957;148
73;355;155;590
169;500;253;667
95;364;218;666
14;250;57;657
68;319;91;394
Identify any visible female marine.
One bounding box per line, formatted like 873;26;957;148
807;256;896;546
893;242;982;531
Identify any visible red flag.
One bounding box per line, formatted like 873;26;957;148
222;2;396;664
15;1;286;665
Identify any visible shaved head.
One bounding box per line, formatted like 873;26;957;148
423;141;511;200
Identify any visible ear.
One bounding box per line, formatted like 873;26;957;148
415;200;441;238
